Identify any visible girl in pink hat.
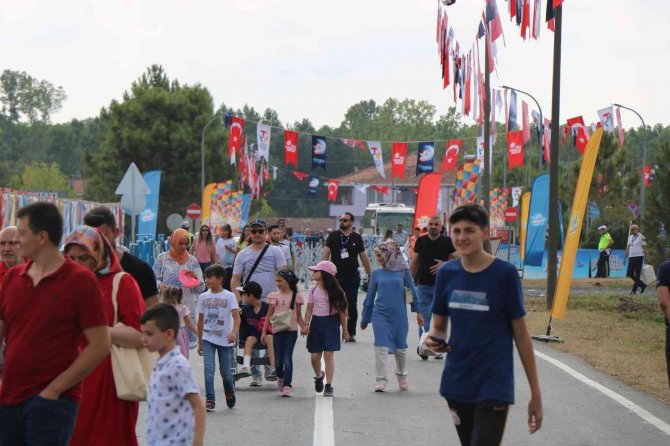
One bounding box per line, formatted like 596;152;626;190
302;261;349;397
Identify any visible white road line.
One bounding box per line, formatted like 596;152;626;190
313;394;335;446
535;350;670;436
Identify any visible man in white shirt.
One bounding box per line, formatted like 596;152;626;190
624;224;647;294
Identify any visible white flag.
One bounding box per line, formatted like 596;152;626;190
256;123;271;162
353;183;369;195
367;141;386;178
597;107;615;133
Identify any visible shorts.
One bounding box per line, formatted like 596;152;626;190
307;315;341;353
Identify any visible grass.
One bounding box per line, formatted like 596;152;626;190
524;292;669;404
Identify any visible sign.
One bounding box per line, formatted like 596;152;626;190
186;203;201;219
121;194;146;216
626;202;640;219
504;207;518;223
166;213;184;231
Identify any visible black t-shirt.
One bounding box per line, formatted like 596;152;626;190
120;251;158;302
325;230;365;280
240;302;269;338
413;234;456;286
657;261;670;326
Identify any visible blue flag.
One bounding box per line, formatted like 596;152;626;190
524;174;549;266
508;90;518;132
416;142;435;175
308;176;319;195
138;170;161;240
312;136;327;170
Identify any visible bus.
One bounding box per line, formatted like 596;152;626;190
362;203;415;236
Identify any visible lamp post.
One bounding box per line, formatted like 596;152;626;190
201;113;222;206
501;85;544;172
612;103;647;225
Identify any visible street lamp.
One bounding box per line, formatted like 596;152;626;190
201;113;223;207
612;103;647;225
501;85;544;172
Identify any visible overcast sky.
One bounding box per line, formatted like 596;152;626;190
1;0;667;131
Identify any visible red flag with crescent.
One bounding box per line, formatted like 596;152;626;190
228;116;245;158
327;179;339;202
292;171;309;181
284;130;298;167
441;139;462;173
391;142;407;179
567;116;589;154
507;130;524;170
371;185;389;195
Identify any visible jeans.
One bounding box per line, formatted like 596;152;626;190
339;276;361;336
0;395;78;446
447;399;510;446
202;340;234;401
417;285;435;338
627;256;646;293
273;331;298;386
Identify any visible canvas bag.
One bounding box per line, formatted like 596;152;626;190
642;264;656;285
270;290;297;333
110;272;157;402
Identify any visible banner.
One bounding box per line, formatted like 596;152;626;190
412;173;442;232
138;170;161;239
367;141;385;178
256;123;271;163
453;159;481;206
284;130;298;167
416;141;435;175
228;116;245;158
552;129;604;320
210;181;232;227
327;179;339;202
308;176;319;195
201;182;217;225
240;194;251;229
311;136;327;170
615;106;625;148
507;130;524;170
524;174;549;266
597;106;615;133
391;142;407;178
441;139;461;172
520;191;531;261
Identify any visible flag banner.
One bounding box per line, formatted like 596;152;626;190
507;130;524;170
284;130;298;167
520;191;531;261
210;181;232;228
271;166;277;180
292;171;309;181
521;0;530;39
228;116;245;158
311;136;327;170
524;174;549;266
416;142;436;175
532;0;542;39
256;123;271;163
353;183;369;195
644;164;651;187
511;187;523;207
489;187;509;229
308;176;319;195
516;0;523;25
508;90;518;131
240;194;251;229
367;141;386;178
543;118;551;162
597;106;615;132
441;139;462;172
412;173;442;232
371;185;390;195
546;0;555;31
552;129;604;320
453;159;482;207
340;138;367;152
522;100;531;143
615;106;625;148
567;116;588;154
200;182;217;225
553;0;564;7
486;0;503;42
392;142;408;178
327;179;339;202
138;170;161;239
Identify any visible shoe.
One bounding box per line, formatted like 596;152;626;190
417;346;428;361
234;366;251;379
277;378;284;391
225;390;236;408
314;371;325;393
640;283;647;293
349;335;356;343
434;353;444;360
282;386;293;397
265;367;277;381
397;376;409;391
374;383;386;392
250;375;262;387
205;399;215;412
323;384;333;397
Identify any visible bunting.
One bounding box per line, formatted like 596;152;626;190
327;179;339;202
416;142;436;175
312;136;327;170
284;130;298;167
441;139;462;172
391;142;407;179
228;116;245;158
367;141;386;179
507;130;524;170
256;123;271;162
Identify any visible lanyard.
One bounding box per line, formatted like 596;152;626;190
340;231;350;248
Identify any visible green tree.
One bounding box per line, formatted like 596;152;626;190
10;161;73;195
644;142;670;266
0;70;66;123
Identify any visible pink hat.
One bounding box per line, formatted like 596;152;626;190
308;260;337;277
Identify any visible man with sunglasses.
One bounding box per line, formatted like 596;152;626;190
322;213;372;343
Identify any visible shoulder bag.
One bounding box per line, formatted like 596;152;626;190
270;291;298;333
403;272;414;305
109;272;158;402
243;243;270;285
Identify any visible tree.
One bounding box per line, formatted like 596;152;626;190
644;142;670;266
0;70;66;123
10;161;73;195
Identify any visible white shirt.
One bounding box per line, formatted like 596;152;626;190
146;347;199;446
627;233;646;258
196;290;239;346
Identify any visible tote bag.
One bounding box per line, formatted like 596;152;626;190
270;291;297;333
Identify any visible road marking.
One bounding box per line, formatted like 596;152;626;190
313;393;335;446
535;350;670;436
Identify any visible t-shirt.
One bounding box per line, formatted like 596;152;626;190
0;259;108;405
657;261;670;326
325;230;365;281
278;240;292;266
267;290;305;331
146;347;199;446
627;233;646;258
233;244;287;299
240;302;269;337
413;235;456;286
432;258;526;404
192;238;215;263
120;251;158;302
196;290;239;347
308;286;338;317
216;237;236;267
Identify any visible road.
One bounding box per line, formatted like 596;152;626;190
136;292;670;445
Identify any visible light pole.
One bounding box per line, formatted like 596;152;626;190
501;85;544;172
201;113;222;206
612;103;647;225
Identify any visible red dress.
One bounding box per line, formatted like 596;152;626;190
69;265;146;446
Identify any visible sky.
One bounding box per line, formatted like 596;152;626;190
1;0;668;131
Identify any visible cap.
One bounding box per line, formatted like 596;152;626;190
308;260;337;277
250;219;266;228
597;225;607;231
181;220;190;229
237;281;263;298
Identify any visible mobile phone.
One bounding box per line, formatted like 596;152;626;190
429;335;448;345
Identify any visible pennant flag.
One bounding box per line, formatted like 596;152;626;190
515;0;523;25
391;142;407;179
597;107;615;133
327;179;339;202
284;130;298;167
256;123;271;162
412;173;442;232
416;142;436;175
520;191;531;260
371;185;390;195
552;129;604;320
367;141;386;178
508;90;518;131
644;164;651;187
521;0;531;39
340;138;367;152
567;116;588;154
486;0;504;42
308;176;319;195
532;0;542;39
312;135;327;170
615;106;625;147
228;116;245;158
507;130;524;170
292;171;309;181
522;100;531;143
441;139;462;172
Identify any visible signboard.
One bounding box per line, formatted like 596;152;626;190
504;207;518;223
186;203;201;219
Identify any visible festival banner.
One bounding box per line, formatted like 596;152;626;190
391;142;407;179
201;182;217;224
507;130;524;170
327;179;339;202
284;130;298;167
644;164;651;187
416;141;435;175
552;129;604;320
312;136;327;170
240;194;251;229
597;106;615;133
228;116;245;158
308;176;319;195
340;139;367;152
520;191;531;261
453;159;482;207
210;181;232;227
412;173;442;232
441;139;461;173
367;141;386;178
138;170;161;239
256;123;271;163
524;174;549;266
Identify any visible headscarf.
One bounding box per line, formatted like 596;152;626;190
169;228;191;265
374;239;408;272
63;225;119;276
277;269;299;285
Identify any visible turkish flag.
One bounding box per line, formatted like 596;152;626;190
507;131;524;170
441;139;462;173
327;179;339;202
292;171;309;181
567;116;588;154
284;130;298;167
371;185;389;195
391;142;407;179
228;116;245;158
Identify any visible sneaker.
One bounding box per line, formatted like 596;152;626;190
189;341;197;350
234;366;251;379
225;390;236;408
349;335;356;343
323;384;334;397
314;371;325;393
205;399;215;412
397;376;409;391
277;378;284;391
417;346;429;361
282;386;293;397
265;367;277;381
250;375;262;387
640;283;647;293
374;383;386;392
434;353;444;360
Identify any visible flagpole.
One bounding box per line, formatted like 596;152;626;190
483;36;491;214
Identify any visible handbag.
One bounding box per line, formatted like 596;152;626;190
109;272;157;402
270;290;297;333
642;264;656;284
403;274;414;305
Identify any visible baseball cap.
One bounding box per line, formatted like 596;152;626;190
236;281;263;298
597;225;607;231
308;260;337;277
250;219;266;228
181;220;190;229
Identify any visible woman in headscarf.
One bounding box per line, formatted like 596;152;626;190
360;240;424;392
65;226;146;446
153;228;204;347
191;224;217;273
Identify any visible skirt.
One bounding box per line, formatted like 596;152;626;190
176;327;190;358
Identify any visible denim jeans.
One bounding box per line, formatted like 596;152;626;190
202;340;234;401
273;331;298;386
0;395;78;446
417;285;435;337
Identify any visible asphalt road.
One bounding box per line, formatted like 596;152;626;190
136;293;670;445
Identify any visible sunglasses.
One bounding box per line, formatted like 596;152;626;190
340;219;350;222
250;229;265;234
